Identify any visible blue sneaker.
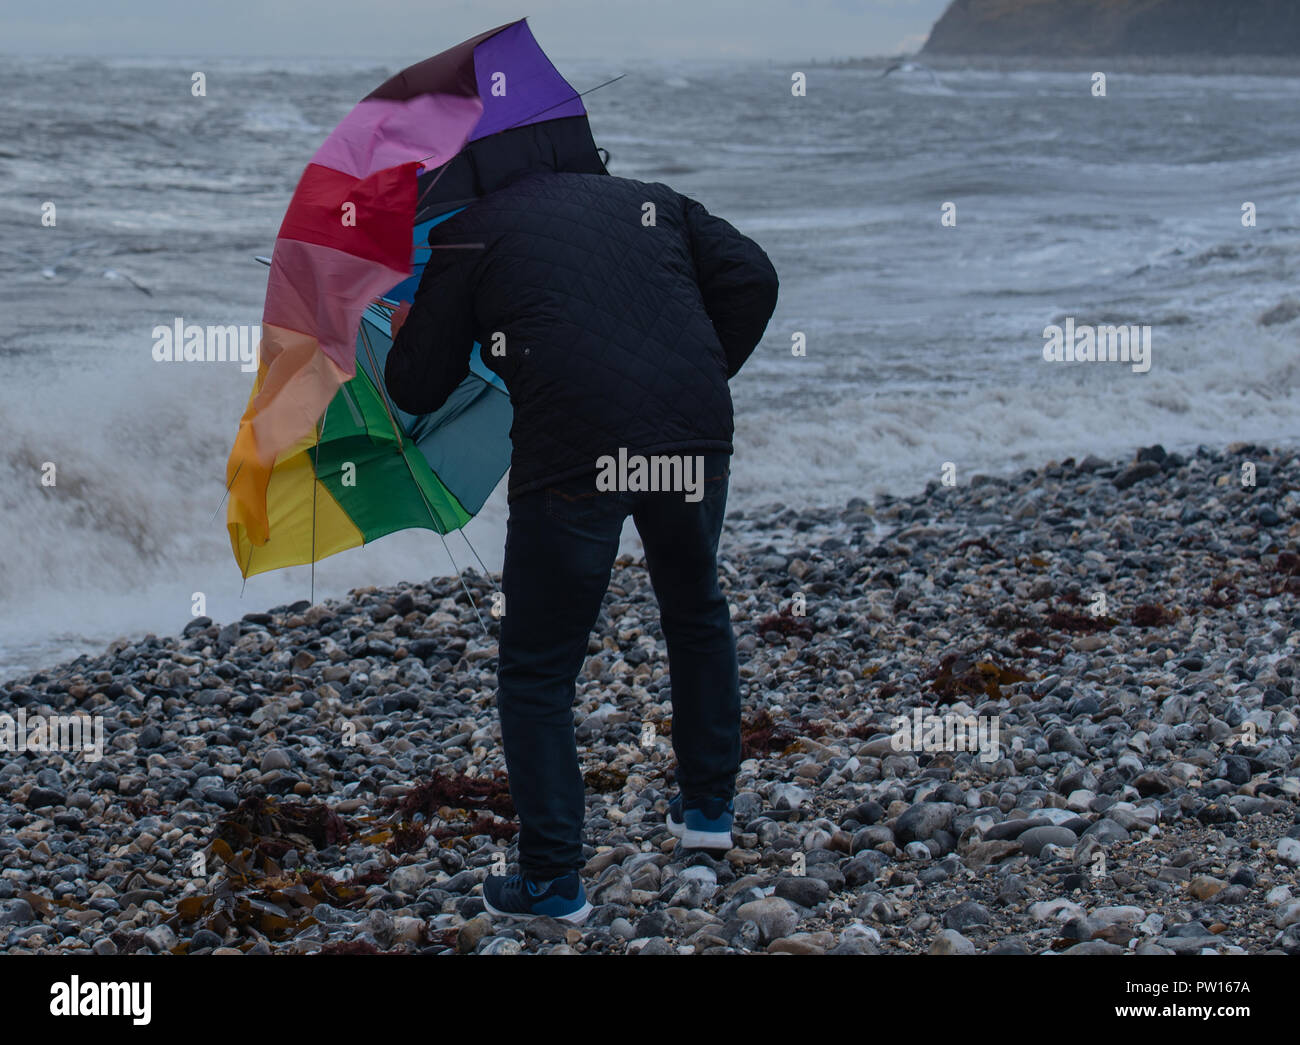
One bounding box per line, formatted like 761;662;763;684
666;795;734;850
482;870;592;925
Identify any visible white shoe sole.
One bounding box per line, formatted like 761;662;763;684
482;896;593;926
667;815;733;851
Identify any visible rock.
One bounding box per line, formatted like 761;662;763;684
143;925;178;953
1137;913;1165;936
1113;462;1162;490
1277;925;1300;956
584;846;635;876
983;817;1052;841
116;774;146;796
733;792;763;820
1082;819;1129;845
830;935;879;955
929;929;975;955
1189;875;1227;901
478;936;523;955
964;839;1022;867
894;802;956;844
522;918;570;944
735;897;800;944
1166;920;1214;939
389;865;429;895
1062;940;1126;955
206;788;239;810
457;916;492;954
1275;902;1300;929
770;783;812;810
25;787;66;809
943;900;991;931
393;916;424;943
1277;837;1300;867
842;852;890;885
1030;899;1086;923
846;800;885;825
365;910;396;949
0;899;36;926
1133;771;1172;796
767;931;833;955
634;911;676;939
679;865;718;886
259;748;292;772
774;875;830;908
590;870;632;906
1091;906;1147;927
1215;755;1251;785
1018;826;1077;857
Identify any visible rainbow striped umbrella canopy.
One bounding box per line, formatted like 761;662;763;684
225;19;606;577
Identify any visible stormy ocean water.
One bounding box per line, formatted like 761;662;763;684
0;53;1298;677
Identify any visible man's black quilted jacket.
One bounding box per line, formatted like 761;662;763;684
384;171;779;501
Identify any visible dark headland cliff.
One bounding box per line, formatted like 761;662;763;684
923;0;1300;57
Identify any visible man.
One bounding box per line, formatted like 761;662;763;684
385;169;778;924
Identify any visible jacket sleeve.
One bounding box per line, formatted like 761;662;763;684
383;245;475;416
683;195;779;379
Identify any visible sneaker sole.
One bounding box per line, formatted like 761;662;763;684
482;896;593;926
667;816;733;851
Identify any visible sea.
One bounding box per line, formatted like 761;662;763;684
1;52;1298;678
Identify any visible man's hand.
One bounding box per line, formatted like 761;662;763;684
389;300;412;339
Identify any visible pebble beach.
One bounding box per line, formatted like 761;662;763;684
2;442;1298;955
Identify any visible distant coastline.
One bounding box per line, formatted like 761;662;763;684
834;53;1300;78
923;0;1300;58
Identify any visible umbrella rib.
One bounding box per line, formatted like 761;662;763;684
357;322;415;456
211;459;243;522
437;529;490;639
310;402;329;606
460;528;495;584
356;322;490;637
498;73;626;134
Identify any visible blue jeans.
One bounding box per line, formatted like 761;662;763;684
496;452;740;879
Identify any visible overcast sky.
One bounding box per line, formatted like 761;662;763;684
1;0;951;60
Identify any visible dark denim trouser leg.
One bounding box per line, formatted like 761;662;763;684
496;481;626;879
631;453;740;804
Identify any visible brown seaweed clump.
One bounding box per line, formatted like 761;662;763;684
381;771;518;844
755;610;814;641
929;652;1031;704
166;795;383;952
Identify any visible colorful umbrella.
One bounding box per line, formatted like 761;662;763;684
225;18;608;578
